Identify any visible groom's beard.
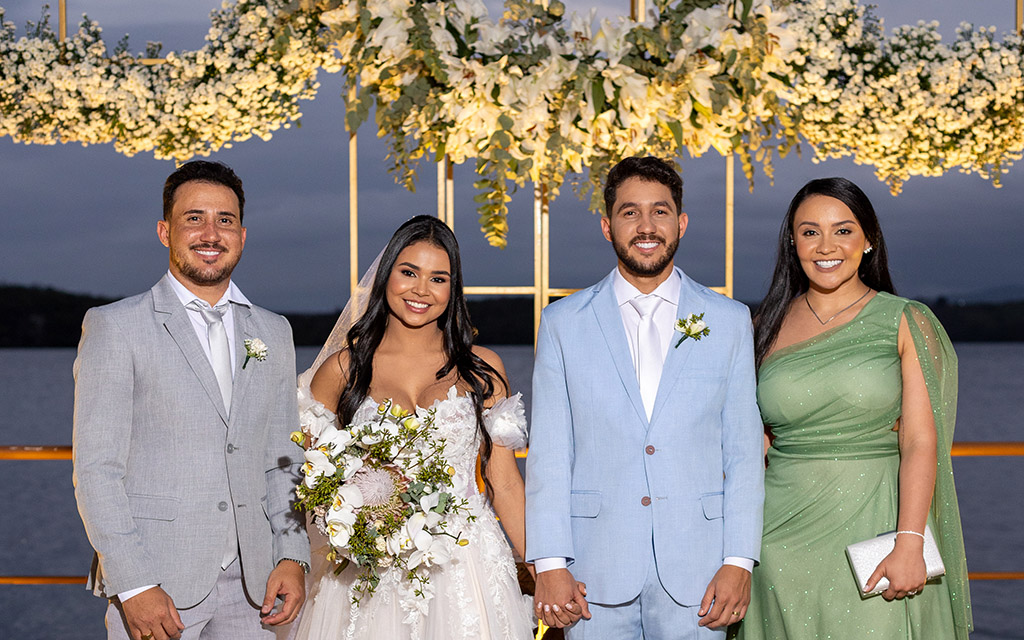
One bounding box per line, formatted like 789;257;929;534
610;232;679;278
171;242;240;286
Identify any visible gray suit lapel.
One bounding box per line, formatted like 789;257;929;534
152;278;230;425
591;273;648;426
650;270;706;425
229;303;255;424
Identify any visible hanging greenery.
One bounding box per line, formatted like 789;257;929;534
1;0;1022;247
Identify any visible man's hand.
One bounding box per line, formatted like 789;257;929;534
534;568;591;628
120;587;185;640
260;560;306;625
697;565;751;629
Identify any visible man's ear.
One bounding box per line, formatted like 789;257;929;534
157;219;170;248
600;215;613;243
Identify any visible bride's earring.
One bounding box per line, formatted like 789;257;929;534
863;245;873;255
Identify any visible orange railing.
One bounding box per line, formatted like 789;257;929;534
2;443;1022;585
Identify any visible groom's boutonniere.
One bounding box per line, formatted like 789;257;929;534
674;313;710;348
243;338;268;369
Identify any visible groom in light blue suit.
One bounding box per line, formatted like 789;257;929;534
525;157;764;639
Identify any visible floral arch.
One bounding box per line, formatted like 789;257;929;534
1;0;1022;247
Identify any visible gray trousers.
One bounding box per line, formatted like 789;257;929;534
106;560;279;640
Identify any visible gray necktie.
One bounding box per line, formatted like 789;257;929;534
188;301;232;414
629;294;663;419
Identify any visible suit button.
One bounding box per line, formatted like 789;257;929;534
227;443;235;453
645;445;655;455
641;496;651;506
218;501;228;511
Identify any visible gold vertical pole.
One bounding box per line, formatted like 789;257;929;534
1017;0;1023;35
437;160;446;221
724;154;735;299
630;0;645;21
58;0;67;42
533;184;545;342
445;157;455;231
348;84;360;297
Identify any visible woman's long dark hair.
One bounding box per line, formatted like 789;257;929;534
753;177;897;369
337;215;507;497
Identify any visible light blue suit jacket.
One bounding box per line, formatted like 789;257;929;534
525;268;764;606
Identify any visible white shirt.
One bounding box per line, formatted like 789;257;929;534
119;272;251;602
535;267;754;575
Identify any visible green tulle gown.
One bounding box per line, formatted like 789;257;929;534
734;293;972;640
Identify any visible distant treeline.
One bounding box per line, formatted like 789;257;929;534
1;285;1021;347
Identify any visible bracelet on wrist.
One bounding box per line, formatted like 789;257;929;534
895;530;925;541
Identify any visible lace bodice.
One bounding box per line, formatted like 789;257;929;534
347;387;527;498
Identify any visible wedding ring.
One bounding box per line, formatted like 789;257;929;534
732;611;740;616
141;635;153;640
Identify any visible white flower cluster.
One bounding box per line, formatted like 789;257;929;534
0;0;339;160
2;0;1023;242
785;0;1024;193
295;396;465;604
320;0;797;245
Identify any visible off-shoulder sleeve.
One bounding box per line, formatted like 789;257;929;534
483;392;528;451
902;300;973;638
297;374;340;445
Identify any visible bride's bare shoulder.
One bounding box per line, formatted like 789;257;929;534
310;350;350;407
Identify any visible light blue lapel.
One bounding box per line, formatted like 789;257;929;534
152;278;230;425
649;270;707;426
229;303;255;425
590;272;648;427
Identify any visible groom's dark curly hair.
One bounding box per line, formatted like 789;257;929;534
163;160;246;222
603;156;683;216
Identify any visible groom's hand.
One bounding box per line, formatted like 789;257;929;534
121;587;184;640
698;564;751;629
534;568;591;628
260;560;306;625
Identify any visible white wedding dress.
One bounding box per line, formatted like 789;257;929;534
293;384;535;640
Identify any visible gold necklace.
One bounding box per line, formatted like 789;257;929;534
805;288;872;325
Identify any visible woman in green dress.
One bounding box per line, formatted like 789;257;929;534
734;178;972;639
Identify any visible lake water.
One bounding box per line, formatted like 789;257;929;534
1;344;1021;639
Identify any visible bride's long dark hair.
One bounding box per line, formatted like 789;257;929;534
753;177;897;369
338;215;507;497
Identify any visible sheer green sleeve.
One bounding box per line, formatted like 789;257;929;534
903;301;973;639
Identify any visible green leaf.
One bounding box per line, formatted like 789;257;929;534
592;78;606;115
668;120;684;148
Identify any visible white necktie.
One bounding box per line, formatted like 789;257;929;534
188;301;232;414
187;300;238;568
629;294;663;419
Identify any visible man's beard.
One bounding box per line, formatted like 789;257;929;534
172;243;239;286
610;231;679;278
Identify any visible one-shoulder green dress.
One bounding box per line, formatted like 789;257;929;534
735;293;972;640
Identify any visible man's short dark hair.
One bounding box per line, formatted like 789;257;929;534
163;160;246;222
603;156;683;217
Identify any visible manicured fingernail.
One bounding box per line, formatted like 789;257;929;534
553;604;560;612
544;605;550;613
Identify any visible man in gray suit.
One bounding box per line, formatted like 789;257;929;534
73;161;309;640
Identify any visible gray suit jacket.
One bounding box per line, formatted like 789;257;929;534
72;275;308;607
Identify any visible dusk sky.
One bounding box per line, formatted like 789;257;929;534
1;0;1022;314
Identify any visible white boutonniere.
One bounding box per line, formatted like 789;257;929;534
243;338;268;368
674;313;710;348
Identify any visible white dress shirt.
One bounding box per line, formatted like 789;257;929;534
535;267;754;575
118;272;251;602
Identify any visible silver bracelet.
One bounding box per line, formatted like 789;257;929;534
895;530;925;540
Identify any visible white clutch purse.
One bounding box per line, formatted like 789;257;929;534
845;525;945;597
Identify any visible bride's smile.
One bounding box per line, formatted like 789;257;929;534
385;240;452;329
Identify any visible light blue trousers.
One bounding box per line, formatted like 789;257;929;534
565;543;726;640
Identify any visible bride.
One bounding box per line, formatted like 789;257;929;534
293;215;535;639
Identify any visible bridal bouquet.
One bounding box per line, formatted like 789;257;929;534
294;398;471;602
